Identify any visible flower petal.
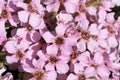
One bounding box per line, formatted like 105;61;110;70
77;39;86;52
18;11;29;23
67;73;77;80
56;62;69;74
46;44;58;55
6;55;19;64
45;63;55;71
45;71;57;80
29;13;42;28
42;31;55;43
29;30;41;42
5;41;17;54
97;65;110;79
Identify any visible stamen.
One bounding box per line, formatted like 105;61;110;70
55;36;64;45
28;3;36;13
81;30;91;40
49;56;59;64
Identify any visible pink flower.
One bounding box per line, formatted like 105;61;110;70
17;0;45;29
0;20;7;45
0;67;13;80
16;27;41;42
0;0;19;27
5;38;32;64
64;0;79;13
43;25;77;55
56;12;73;24
37;50;69;74
44;0;60;12
22;58;57;80
77;51;110;79
76;15;99;52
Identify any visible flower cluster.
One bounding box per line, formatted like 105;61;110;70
0;0;120;80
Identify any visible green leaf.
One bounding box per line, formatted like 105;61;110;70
86;0;101;7
5;26;11;30
52;12;57;20
0;62;3;68
0;51;8;59
88;76;96;79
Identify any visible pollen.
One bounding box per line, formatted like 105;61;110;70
55;36;64;45
81;30;91;40
0;9;9;18
28;3;36;13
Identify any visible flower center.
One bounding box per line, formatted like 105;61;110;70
107;25;115;34
0;9;9;18
24;0;31;3
27;25;33;31
59;0;66;3
28;3;36;13
34;70;44;79
81;30;91;40
39;37;46;45
70;51;79;59
49;56;59;64
79;5;86;12
55;37;64;45
16;50;24;59
79;75;85;80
